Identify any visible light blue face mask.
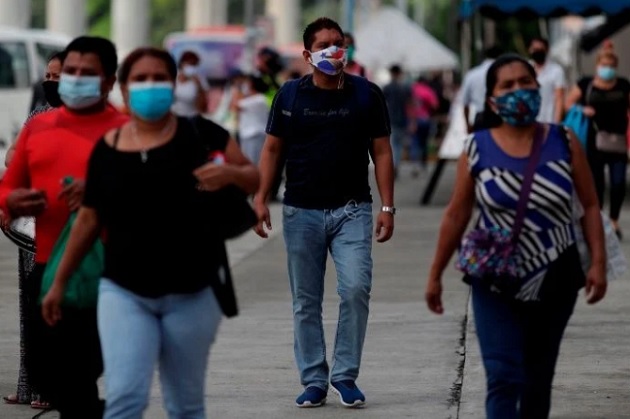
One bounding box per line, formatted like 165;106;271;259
58;74;103;110
597;66;616;81
128;82;174;121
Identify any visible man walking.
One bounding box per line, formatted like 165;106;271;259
528;37;566;123
382;64;412;178
460;45;503;132
254;17;395;408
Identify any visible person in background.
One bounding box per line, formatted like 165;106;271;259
565;44;630;239
5;51;66;166
256;46;286;201
42;46;259;419
1;50;66;411
232;74;270;166
343;32;367;78
382;64;412;178
256;46;284;105
528;37;566;123
171;51;209;117
426;54;606;419
427;71;451;140
461;45;503;132
0;36;129;418
254;17;394;409
410;75;439;176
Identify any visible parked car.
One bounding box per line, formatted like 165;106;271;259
0;26;71;167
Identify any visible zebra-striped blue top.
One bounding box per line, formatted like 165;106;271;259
464;124;576;300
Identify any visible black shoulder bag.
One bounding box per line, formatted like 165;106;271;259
188;116;258;240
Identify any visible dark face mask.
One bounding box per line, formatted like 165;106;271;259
42;80;63;108
530;50;547;65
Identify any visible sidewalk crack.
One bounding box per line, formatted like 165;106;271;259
448;289;470;418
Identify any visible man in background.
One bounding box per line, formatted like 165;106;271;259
460;45;503;132
528;37;566;123
343;32;367;78
383;64;412;178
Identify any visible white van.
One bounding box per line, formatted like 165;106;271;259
0;27;71;165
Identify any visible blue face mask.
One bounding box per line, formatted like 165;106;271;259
58;74;103;109
492;88;541;126
128;82;174;121
597;66;616;81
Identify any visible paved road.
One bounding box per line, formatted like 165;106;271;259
0;162;628;418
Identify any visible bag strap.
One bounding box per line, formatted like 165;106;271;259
585;79;594;106
512;123;545;242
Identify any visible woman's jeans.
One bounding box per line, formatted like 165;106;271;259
98;279;222;419
283;202;373;390
472;284;578;419
589;150;627;220
411;118;433;168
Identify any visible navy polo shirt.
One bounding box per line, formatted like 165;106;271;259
266;74;391;209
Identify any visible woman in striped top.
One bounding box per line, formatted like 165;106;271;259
425;55;607;419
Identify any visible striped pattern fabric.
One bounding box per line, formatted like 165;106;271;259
464;125;575;300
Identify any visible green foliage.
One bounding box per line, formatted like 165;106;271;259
31;0;46;28
151;0;184;47
87;0;111;37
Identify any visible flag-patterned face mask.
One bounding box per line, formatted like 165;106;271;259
490;88;541;126
308;46;347;76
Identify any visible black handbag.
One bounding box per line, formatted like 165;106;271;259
204;186;258;240
188;117;257;240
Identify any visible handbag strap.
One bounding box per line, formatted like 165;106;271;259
511;123;545;242
585;79;594;107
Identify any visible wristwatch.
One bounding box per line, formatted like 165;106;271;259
381;206;396;215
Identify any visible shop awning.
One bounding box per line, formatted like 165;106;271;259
460;0;630;19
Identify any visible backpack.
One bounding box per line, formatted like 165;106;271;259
275;73;375;159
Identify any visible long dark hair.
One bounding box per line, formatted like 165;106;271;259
481;54;538;129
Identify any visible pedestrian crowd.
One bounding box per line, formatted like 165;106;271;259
0;15;617;419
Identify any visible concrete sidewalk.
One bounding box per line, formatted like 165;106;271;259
0;162;628;418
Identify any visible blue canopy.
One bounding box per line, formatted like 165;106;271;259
460;0;630;19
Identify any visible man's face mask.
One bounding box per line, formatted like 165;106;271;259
347;45;356;62
309;46;347;76
58;74;103;110
530;50;547;65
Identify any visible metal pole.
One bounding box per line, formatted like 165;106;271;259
461;19;471;73
243;0;256;74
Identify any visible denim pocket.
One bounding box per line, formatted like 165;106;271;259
283;205;299;218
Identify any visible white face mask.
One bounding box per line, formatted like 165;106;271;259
309;45;347;76
182;65;198;77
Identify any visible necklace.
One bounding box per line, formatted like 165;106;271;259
313;73;345;90
130;116;174;163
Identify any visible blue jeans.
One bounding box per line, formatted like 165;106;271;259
390;126;406;171
472;283;577;419
282;202;373;390
98;279;222;419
